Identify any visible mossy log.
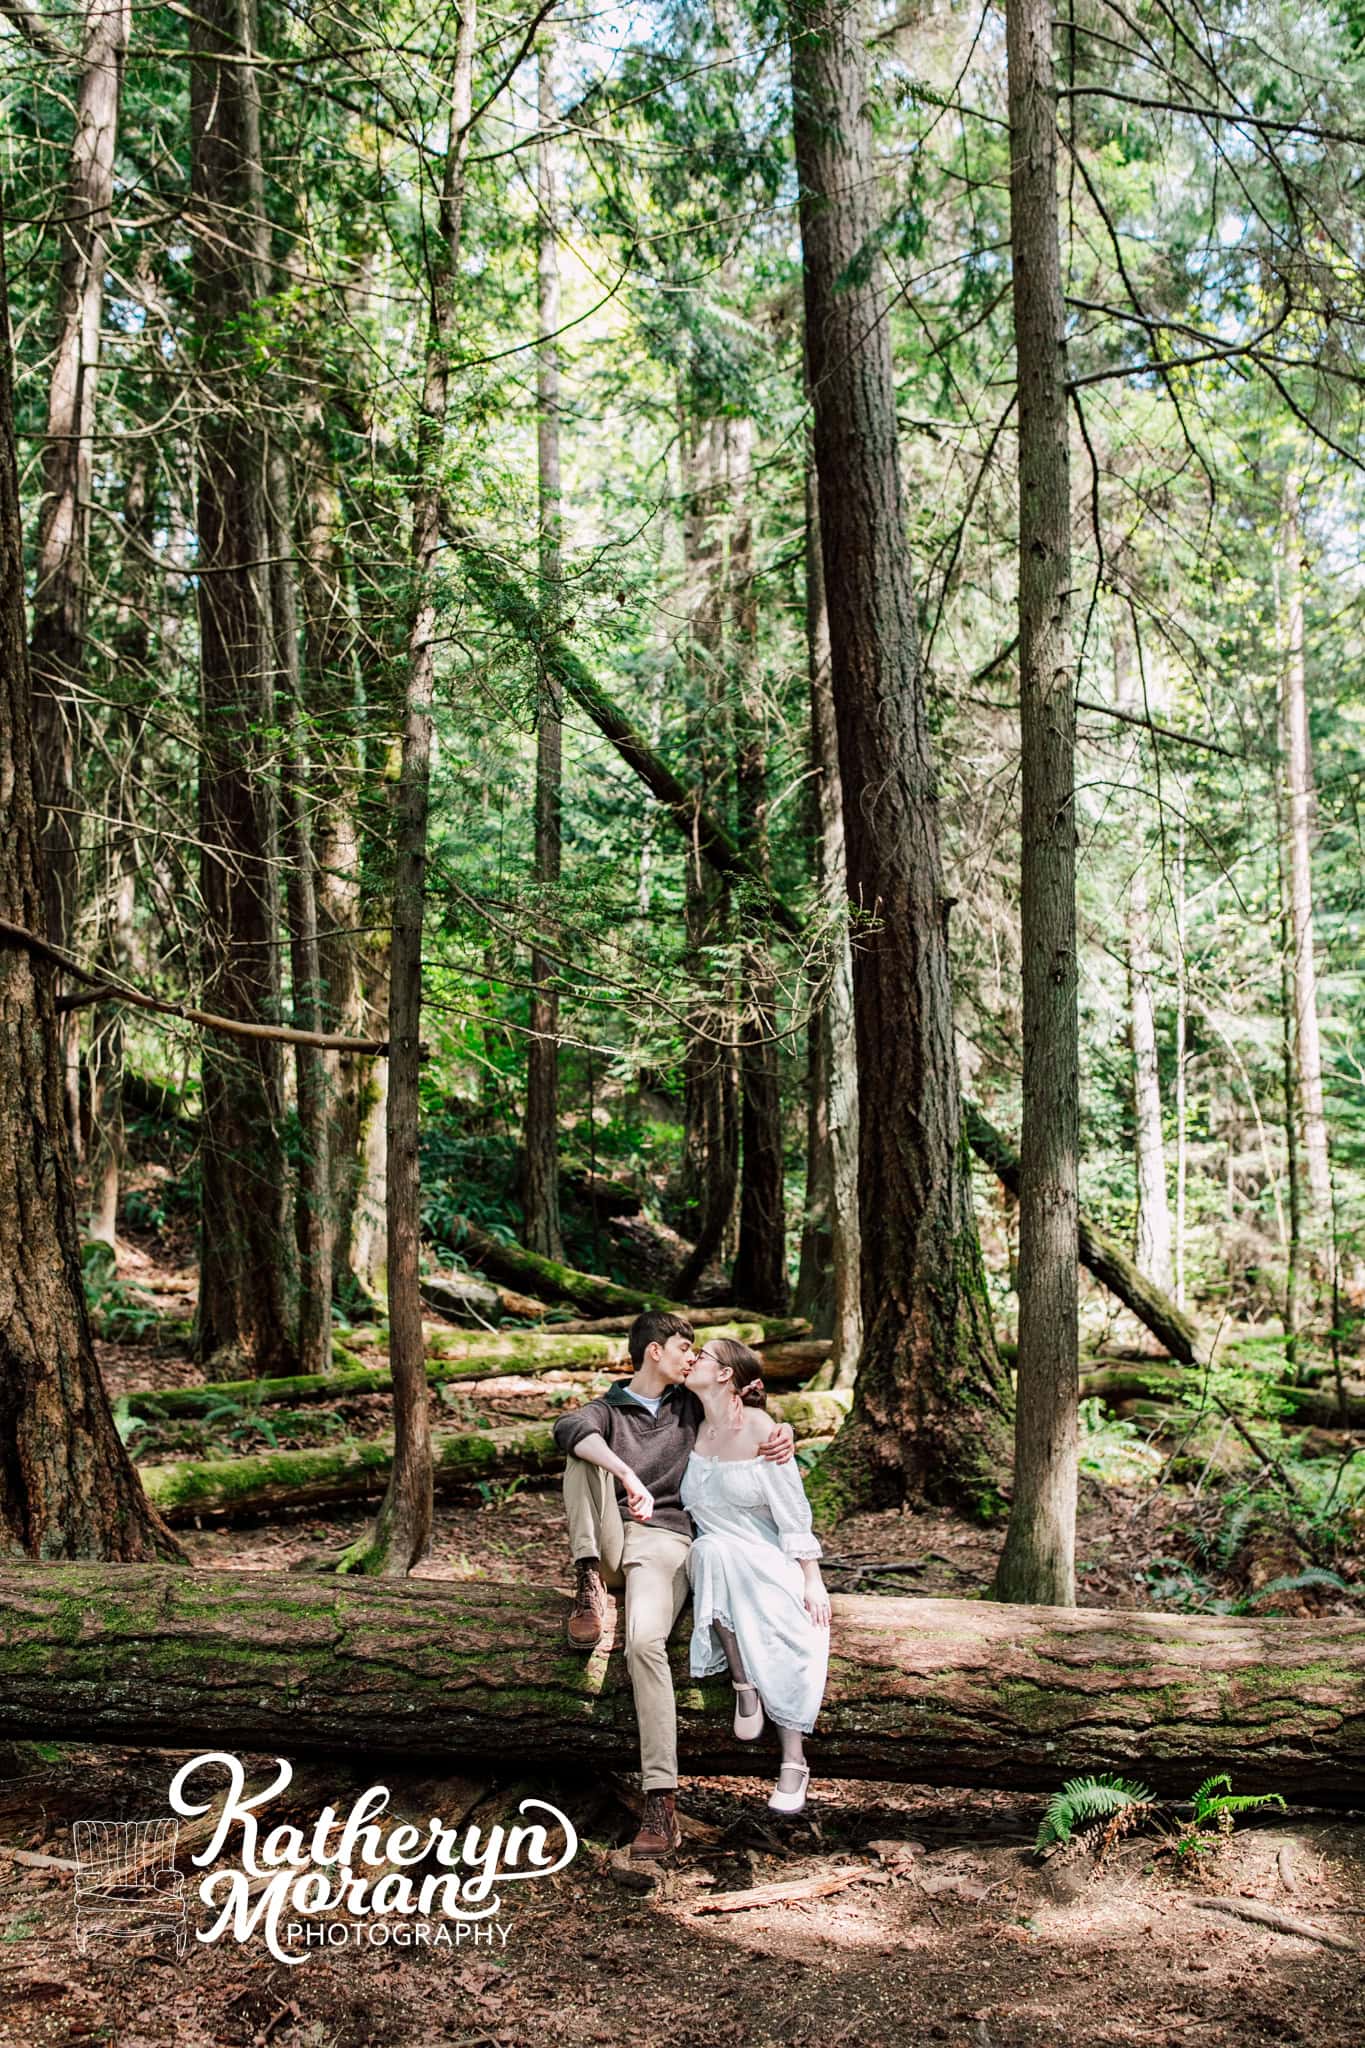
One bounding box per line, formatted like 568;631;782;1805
550;1310;812;1340
1;1565;1362;1801
137;1392;850;1522
755;1339;834;1385
118;1323;768;1421
449;1219;682;1314
1078;1366;1365;1433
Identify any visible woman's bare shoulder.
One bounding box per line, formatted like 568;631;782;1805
745;1407;779;1447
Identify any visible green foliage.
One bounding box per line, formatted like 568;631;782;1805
1037;1771;1286;1865
1036;1774;1156;1853
81;1245;160;1342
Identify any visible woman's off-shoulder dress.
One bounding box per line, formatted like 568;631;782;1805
679;1450;828;1734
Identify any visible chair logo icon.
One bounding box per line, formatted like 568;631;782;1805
71;1817;189;1960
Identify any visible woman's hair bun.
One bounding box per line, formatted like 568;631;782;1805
739;1375;766;1407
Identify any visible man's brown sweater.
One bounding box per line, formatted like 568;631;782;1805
552;1379;703;1539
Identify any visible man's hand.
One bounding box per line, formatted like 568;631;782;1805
621;1469;655;1521
758;1422;796;1465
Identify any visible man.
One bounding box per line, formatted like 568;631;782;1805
552;1310;795;1860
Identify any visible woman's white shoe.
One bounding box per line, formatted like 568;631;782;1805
732;1679;764;1741
767;1763;810;1815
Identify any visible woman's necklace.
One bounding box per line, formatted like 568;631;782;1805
698;1396;742;1446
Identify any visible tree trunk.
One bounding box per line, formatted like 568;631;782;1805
1280;476;1333;1243
524;28;565;1263
339;2;479;1577
796;447;860;1385
676;412;739;1296
4;1565;1363;1802
297;403;371;1302
29;0;130;1154
729;419;789;1315
190;0;296;1378
136;1392;845;1522
1127;862;1173;1290
993;0;1078;1604
789;0;1011;1518
1277;789;1303;1371
86;452;152;1247
270;443;334;1377
0;198;183;1564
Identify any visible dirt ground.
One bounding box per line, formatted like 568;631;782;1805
7;1233;1361;2047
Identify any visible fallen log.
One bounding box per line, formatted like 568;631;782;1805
449;1218;687;1314
420;1272;551;1323
1078;1366;1365;1434
551;1309;811;1340
963;1105;1204;1364
137;1392;850;1521
756;1339;834;1385
1;1566;1362;1802
118;1323;768;1421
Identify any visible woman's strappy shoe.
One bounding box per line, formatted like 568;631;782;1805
767;1763;810;1815
732;1679;764;1741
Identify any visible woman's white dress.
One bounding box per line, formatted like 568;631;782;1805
680;1451;828;1735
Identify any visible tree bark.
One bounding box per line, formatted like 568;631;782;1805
29;0;131;1153
190;0;296;1378
86;452;152;1247
796;447;860;1384
0;196;183;1564
676;412;739;1296
993;0;1078;1605
1128;863;1173;1289
1280;475;1333;1235
341;0;479;1577
3;1565;1363;1802
729;418;789;1314
789;0;1011;1518
296;401;372;1302
270;443;334;1377
136;1392;845;1522
523;27;565;1263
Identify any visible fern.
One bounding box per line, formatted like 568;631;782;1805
1035;1773;1154;1852
1190;1773;1286;1823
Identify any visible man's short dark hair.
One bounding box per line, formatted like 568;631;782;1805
628;1310;694;1368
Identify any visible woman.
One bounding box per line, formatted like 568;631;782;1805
679;1336;830;1815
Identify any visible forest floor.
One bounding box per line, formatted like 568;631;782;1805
5;1229;1364;2048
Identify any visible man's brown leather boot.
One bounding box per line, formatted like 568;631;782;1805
629;1790;682;1861
566;1559;609;1649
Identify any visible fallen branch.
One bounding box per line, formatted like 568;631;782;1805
692;1865;893;1914
1191;1896;1357;1951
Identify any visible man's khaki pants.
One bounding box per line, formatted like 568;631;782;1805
563;1457;691;1792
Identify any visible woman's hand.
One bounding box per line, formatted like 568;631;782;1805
621;1469;655;1522
802;1568;830;1627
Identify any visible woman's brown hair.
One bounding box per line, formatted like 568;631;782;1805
706;1337;767;1410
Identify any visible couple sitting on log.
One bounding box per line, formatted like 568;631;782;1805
552;1310;830;1860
